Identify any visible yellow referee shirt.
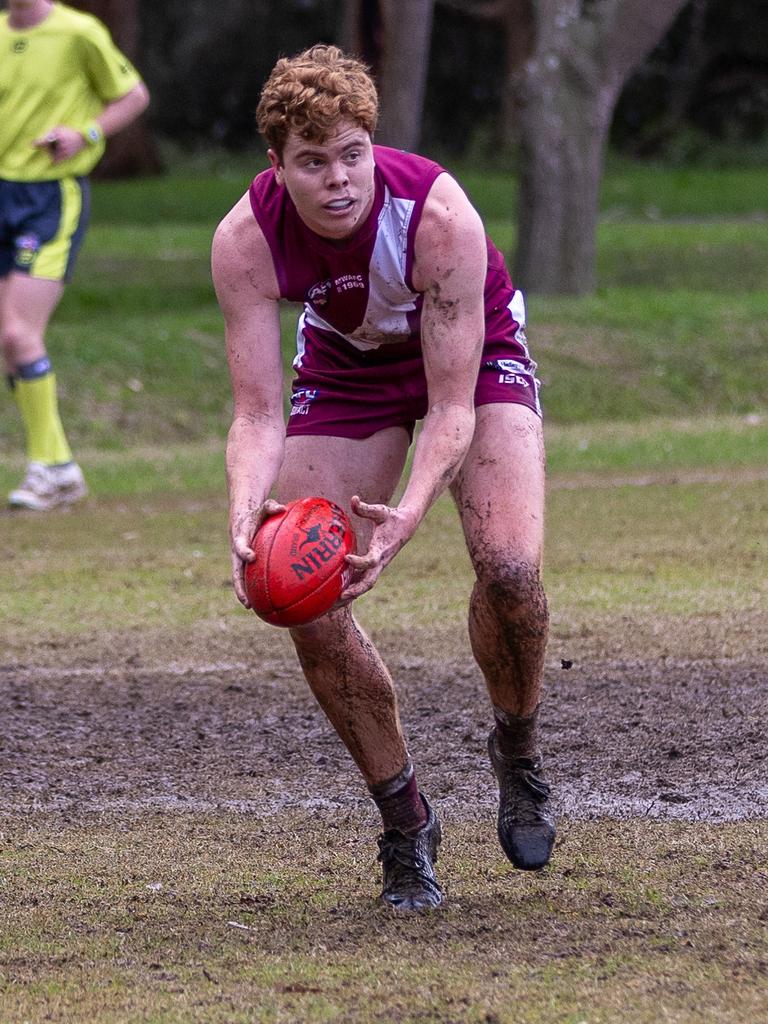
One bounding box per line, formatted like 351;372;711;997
0;2;142;181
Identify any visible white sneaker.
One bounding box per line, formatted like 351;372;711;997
8;461;88;511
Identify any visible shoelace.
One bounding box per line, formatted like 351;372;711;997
513;761;551;802
22;465;48;487
377;833;438;890
495;755;552;824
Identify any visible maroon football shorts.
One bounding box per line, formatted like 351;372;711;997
285;325;541;442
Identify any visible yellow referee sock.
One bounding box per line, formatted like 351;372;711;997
12;364;73;466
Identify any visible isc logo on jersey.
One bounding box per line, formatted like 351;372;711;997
490;358;530;387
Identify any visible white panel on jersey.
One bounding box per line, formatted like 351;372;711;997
302;304;381;352
352;191;418;346
293;311;308;368
301;187;419;353
507;289;529;353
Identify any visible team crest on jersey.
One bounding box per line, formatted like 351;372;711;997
13;39;29;53
308;274;366;308
14;233;41;268
308;280;333;307
289;387;319;417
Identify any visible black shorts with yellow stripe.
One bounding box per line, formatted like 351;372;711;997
0;176;90;282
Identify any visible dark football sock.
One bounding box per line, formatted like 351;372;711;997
492;703;540;761
369;759;428;834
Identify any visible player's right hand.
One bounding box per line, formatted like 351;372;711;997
32;126;86;163
230;498;285;607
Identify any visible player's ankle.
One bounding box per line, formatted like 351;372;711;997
369;760;429;834
492;703;540;761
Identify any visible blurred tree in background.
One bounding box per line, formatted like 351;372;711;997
7;0;762;162
340;0;435;151
427;0;768;161
437;0;689;295
124;0;766;161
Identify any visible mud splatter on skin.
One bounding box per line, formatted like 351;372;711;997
511;418;546;466
425;277;461;327
246;269;261;291
467;560;549;718
290;610;408;787
446;406;548;718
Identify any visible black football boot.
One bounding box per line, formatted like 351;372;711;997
488;728;556;870
377;795;443;911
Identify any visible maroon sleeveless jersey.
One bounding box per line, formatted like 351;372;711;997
249;145;540;437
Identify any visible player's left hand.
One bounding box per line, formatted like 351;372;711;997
33;126;87;164
339;495;418;603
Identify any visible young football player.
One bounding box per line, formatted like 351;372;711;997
212;44;554;911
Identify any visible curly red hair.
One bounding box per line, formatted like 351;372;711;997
256;45;378;157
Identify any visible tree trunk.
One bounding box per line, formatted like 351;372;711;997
341;0;435;152
513;8;616;295
68;0;162;178
511;0;689;294
377;0;435;150
493;1;535;150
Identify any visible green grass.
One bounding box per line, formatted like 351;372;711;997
451;159;768;222
530;287;768;422
3;412;768;500
2;816;766;1023
91;149;768;226
89;150;265;226
546;414;768;474
1;435;766;1022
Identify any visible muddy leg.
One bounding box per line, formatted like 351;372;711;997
467;559;548;720
453;403;555;868
289;607;410;785
276;428;422;794
452;403;548;720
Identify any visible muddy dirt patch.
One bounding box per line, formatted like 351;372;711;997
1;649;764;823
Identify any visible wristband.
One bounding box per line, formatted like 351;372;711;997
82;121;103;146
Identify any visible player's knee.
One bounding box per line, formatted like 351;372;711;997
0;321;19;363
475;559;548;633
1;318;34;364
289;606;355;664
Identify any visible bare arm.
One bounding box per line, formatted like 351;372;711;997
34;81;150;163
398;173;486;518
344;173;487;598
94;81;151;137
211;194;287;607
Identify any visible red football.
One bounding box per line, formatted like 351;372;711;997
244;496;356;627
